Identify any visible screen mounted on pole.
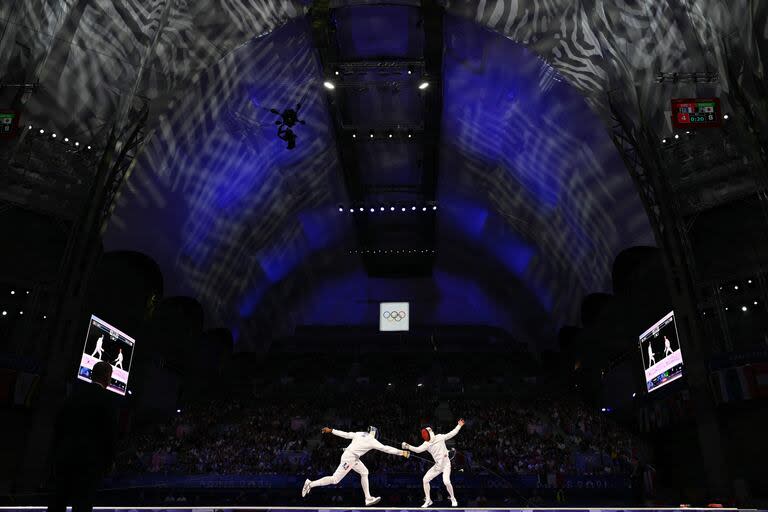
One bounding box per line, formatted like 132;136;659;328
639;310;684;393
77;315;135;396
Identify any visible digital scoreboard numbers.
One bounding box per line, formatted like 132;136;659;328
671;98;721;129
0;111;20;138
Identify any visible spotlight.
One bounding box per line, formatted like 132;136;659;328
754;301;758;305
25;291;29;295
725;307;729;311
323;81;335;90
87;145;91;150
735;285;739;290
75;142;79;146
339;207;344;212
422;207;427;211
601;408;606;412
334;70;339;76
742;306;747;312
417;383;423;387
64;137;69;142
408;133;412;138
52;133;56;138
349;208;354;213
632;393;637;398
674;134;679;139
43;315;47;319
390;206;395;211
177;409;182;413
359;207;364;212
370;208;375;212
401;207;406;212
723;114;729;120
369;130;374;139
39;129;44;134
388;382;392;386
685;130;691;135
128;390;133;395
352;133;357;139
432;205;437;210
19;311;23;315
380;207;385;211
411;206;416;211
418;82;429;90
1;311;6;316
407;65;413;75
662;138;667;144
28;125;32;130
748;279;753;284
10;290;15;295
388;132;393;139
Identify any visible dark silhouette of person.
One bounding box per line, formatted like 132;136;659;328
48;361;118;512
277;125;297;149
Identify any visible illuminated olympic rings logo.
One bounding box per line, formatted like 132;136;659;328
383;311;407;322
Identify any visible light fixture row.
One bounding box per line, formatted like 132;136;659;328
26;125;92;150
348;248;436;255
339;205;438;213
324;80;429;91
351;129;417;140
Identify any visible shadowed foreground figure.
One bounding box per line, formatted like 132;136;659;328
48;361;118;512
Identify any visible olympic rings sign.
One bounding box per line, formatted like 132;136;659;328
383;310;407;322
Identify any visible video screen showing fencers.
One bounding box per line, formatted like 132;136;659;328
639;310;683;393
77;315;135;395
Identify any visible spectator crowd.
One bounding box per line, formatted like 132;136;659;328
115;388;642;484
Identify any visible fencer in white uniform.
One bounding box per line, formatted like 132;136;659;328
91;335;104;359
402;419;464;507
664;336;673;357
113;348;124;370
303;426;410;505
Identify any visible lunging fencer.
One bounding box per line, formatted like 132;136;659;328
303;426;410;505
402;419;464;507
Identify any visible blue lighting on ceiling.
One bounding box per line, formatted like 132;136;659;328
238;282;270;317
442;15;571;210
442;195;488;240
259;243;304;284
334;5;422;59
299;208;343;251
494;234;535;277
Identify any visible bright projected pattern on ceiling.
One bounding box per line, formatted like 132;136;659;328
103;11;656;348
438;15;654;327
104;18;351;338
3;0;306;142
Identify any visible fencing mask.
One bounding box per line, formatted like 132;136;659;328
421;426;434;442
368;426;380;440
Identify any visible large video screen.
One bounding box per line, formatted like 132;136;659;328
77;315;135;396
380;302;409;332
639;311;683;393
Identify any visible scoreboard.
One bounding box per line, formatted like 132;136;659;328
671;98;721;129
0;111;20;138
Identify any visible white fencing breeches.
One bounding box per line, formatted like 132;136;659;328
423;460;454;500
310;454;372;499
